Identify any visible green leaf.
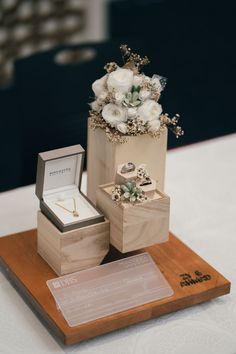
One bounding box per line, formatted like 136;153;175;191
132;92;139;101
133;100;141;107
132;85;141;93
126;182;133;190
121;185;129;193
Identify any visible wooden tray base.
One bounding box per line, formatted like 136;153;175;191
0;230;230;345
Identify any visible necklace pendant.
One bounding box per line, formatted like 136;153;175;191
73;210;79;217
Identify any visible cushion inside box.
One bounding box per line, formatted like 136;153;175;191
44;189;100;226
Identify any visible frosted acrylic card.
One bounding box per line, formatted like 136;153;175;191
47;253;174;327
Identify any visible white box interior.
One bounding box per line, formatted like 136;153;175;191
42;154;99;225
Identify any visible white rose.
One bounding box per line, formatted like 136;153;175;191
90;100;101;112
151;75;162;92
98;91;108;101
143;76;151;84
137;99;162;122
133;75;143;87
107;68;133;93
114;91;125;104
127;107;137;118
148;119;161;133
102;103;127;127
117;122;128;134
92;74;107;97
139;89;151;101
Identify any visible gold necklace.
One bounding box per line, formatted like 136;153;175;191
55;198;79;217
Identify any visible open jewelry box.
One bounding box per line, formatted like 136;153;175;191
36;144;104;232
35;144;110;276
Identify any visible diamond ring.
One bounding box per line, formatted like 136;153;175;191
120;162;136;174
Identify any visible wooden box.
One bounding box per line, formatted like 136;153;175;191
87;120;168;204
96;183;170;253
37;211;110;276
115;163;137;185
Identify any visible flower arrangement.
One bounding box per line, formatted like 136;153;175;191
89;44;184;143
136;165;152;186
111;181;147;204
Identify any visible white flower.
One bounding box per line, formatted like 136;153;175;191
143;76;151;84
102;103;127;127
130;195;136;203
112;191;121;202
151;75;162;92
117;122;128;134
148;119;161;133
114;91;125;104
139;89;151;101
90;100;101;112
127;107;137;118
137;194;145;202
137;99;162;122
98;91;108;101
107;68;133;93
133;75;143;87
92;74;107;97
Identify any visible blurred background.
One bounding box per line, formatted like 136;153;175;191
0;0;235;192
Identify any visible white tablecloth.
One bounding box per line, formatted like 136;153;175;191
0;134;236;354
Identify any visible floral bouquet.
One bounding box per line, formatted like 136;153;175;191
111;181;147;204
89;44;184;143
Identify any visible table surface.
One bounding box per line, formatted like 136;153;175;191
0;134;236;354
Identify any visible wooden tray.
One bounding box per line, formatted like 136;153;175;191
0;230;230;345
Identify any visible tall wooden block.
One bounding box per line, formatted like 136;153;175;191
96;183;170;253
87;120;168;204
37;211;110;276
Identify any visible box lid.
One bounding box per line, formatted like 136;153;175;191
35;144;85;200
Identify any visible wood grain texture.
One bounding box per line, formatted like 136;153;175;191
0;230;230;345
87;121;168;204
37;211;110;276
96;184;170;253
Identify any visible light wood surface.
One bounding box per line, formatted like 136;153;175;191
87;121;168;204
37;211;110;276
96;183;170;253
0;229;230;346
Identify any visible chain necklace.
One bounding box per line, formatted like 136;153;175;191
55;198;79;217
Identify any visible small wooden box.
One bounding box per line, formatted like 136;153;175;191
37;211;110;276
96;183;170;253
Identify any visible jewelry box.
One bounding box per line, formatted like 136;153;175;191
96;182;170;253
36;144;110;276
35;144;104;232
